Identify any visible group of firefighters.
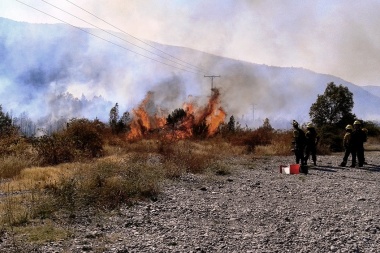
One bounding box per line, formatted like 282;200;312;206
291;120;367;167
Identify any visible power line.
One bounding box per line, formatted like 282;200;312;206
65;0;207;73
15;0;200;74
204;75;221;90
41;0;205;74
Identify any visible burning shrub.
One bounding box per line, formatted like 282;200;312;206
166;108;187;127
192;119;209;139
127;89;226;140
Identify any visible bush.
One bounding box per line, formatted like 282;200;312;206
254;130;294;156
32;134;75;165
64;118;105;158
32;118;105;165
227;127;273;153
318;125;344;152
46;159;162;210
159;140;214;174
363;121;380;137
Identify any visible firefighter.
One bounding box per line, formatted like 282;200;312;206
304;122;319;166
350;120;366;167
362;127;368;165
340;124;353;167
292;120;306;165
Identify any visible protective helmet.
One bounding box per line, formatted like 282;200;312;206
292;120;299;127
306;122;314;129
345;124;353;130
353;120;361;125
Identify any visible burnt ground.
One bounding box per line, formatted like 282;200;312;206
1;152;380;253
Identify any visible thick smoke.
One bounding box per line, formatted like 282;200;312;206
1;18;380;133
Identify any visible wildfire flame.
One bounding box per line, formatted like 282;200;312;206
127;88;226;140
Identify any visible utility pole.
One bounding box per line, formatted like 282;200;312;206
204;75;221;91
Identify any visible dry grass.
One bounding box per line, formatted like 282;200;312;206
0;194;30;226
0;156;35;179
365;136;380;151
0;137;246;230
0;127;364;241
13;220;71;243
0;164;75;193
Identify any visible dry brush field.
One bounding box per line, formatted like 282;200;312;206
0;133;379;252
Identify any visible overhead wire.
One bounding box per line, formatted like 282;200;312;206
41;0;205;74
15;0;202;74
65;0;207;73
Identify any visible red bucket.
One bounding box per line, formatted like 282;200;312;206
280;164;300;174
289;164;300;174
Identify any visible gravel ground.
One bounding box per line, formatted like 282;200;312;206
1;152;380;253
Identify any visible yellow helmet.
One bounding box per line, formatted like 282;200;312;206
353;120;361;125
345;124;353;130
306;122;314;129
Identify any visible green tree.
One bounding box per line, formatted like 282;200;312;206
309;82;356;128
109;103;130;134
0;105;13;136
109;103;119;133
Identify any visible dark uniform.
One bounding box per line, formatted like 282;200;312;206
340;124;353;167
351;120;366;167
304;123;319;166
292;120;306;165
362;128;368;165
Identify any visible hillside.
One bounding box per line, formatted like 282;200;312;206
1;17;380;129
361;85;380;99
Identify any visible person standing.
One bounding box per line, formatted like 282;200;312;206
304;123;320;166
340;124;354;167
351;120;366;167
362;127;368;165
292;120;306;165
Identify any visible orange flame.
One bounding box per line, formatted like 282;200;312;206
127;88;226;140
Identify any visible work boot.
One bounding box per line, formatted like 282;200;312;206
340;162;346;167
350;164;356;168
313;161;317;166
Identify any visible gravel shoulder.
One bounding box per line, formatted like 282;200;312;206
1;152;380;253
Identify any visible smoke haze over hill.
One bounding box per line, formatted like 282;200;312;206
1;18;380;131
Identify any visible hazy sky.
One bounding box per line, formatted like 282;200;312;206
1;0;380;86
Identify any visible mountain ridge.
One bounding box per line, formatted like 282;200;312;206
1;17;379;129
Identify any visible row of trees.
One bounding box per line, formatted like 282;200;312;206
1;82;379;154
